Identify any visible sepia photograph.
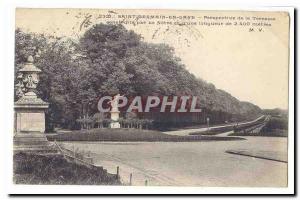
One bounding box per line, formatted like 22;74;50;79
3;4;294;195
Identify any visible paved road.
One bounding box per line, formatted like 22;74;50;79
216;130;234;136
163;115;265;136
62;136;287;187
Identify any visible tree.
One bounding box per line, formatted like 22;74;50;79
15;24;262;131
15;30;84;130
79;24;141;96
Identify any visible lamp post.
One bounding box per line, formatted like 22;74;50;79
207;117;210;130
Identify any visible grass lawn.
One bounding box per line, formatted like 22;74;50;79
189;126;234;136
46;128;245;142
228;130;288;137
14;152;121;185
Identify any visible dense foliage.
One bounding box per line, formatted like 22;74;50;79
262;117;288;131
15;24;261;131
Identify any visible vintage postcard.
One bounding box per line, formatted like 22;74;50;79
12;7;293;194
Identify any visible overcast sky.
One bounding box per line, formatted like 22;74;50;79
16;8;290;109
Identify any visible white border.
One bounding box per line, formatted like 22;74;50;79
0;0;295;195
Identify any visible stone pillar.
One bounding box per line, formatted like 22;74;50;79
110;110;121;128
109;94;122;128
14;56;56;153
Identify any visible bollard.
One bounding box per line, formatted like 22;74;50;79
145;180;148;186
73;145;76;159
116;166;119;179
129;173;132;186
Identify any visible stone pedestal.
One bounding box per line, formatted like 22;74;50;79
110;121;121;128
14;56;57;154
14;94;56;153
110;110;120;128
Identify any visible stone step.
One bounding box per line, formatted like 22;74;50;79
14;148;58;154
14;137;49;145
14;132;58;154
14;141;50;146
14;143;58;154
14;135;48;140
14;136;48;142
14;144;52;148
14;132;49;146
14;132;48;138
